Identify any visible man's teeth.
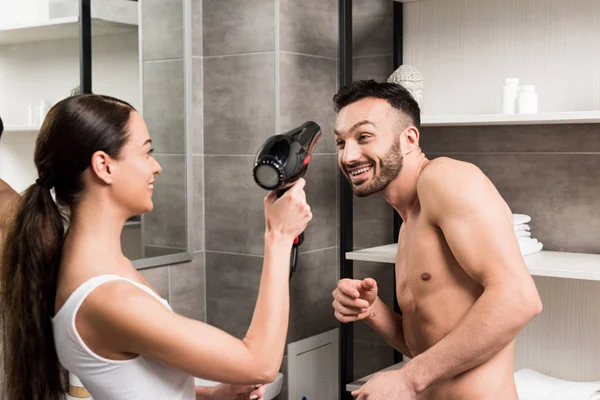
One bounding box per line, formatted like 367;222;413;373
149;184;154;189
350;166;372;176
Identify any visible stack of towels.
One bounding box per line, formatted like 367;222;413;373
515;369;600;400
513;214;543;256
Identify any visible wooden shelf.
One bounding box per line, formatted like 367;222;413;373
346;245;600;282
0;17;136;46
420;111;600;127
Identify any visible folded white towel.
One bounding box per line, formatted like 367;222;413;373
518;237;538;246
513;214;532;225
516;230;532;238
514;369;600;400
514;224;531;231
520;241;543;256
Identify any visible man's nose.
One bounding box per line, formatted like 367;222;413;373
342;142;361;166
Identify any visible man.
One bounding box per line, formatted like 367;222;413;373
0;117;20;247
331;80;542;400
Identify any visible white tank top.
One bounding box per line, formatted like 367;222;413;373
52;274;195;400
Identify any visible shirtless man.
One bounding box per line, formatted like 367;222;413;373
331;80;543;400
0;117;20;249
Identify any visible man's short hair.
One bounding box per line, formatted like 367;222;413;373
333;79;421;129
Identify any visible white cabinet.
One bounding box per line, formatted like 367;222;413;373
288;329;339;400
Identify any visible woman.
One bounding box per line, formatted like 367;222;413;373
0;94;312;400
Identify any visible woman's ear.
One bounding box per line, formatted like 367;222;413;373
90;151;114;185
400;126;420;154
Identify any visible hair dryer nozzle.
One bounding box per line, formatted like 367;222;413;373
253;121;321;191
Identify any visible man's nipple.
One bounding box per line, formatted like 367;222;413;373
421;272;431;281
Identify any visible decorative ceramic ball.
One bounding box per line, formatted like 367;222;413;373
388;65;423;107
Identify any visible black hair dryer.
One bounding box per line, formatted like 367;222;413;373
253;121;322;279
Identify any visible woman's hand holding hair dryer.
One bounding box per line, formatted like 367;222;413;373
263;178;312;242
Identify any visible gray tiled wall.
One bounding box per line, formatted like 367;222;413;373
201;1;339;398
420;124;600;254
141;0;188;253
140;251;206;322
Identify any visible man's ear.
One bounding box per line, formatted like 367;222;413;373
400;126;420;154
90;151;115;185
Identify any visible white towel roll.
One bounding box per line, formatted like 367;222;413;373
515;230;532;238
514;224;530;231
518;237;538;245
514;369;600;400
520;241;543;256
513;214;532;225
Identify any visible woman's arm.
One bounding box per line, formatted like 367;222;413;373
78;180;312;384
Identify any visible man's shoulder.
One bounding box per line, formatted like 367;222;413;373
417;157;486;195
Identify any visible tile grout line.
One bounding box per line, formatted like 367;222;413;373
201;153;337;157
204;246;337;258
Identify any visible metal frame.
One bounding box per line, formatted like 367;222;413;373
79;0;92;94
338;0;354;398
391;0;404;366
78;0;193;270
338;0;405;394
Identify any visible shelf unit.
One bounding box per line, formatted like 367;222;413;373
337;1;600;398
347;245;600;282
420;111;600;127
0;16;136;46
3;125;40;133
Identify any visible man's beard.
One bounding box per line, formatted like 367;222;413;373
350;137;403;197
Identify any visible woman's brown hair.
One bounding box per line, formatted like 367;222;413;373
0;94;135;400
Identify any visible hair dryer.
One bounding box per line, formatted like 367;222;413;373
253;121;322;278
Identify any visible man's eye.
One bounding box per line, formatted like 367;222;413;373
148;148;155;155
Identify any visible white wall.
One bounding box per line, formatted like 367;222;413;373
404;0;600;115
0;31;140;191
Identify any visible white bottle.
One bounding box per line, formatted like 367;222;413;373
27;104;39;126
517;85;538;114
39;100;51;123
502;78;520;114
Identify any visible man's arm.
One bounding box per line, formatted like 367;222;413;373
364;296;412;358
401;159;542;394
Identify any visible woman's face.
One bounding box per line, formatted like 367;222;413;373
111;111;162;215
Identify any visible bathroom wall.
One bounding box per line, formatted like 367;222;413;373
137;0;205;322
406;0;600;381
350;0;398;381
199;1;338;398
140;0;188;256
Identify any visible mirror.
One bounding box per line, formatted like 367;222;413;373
0;0;192;268
89;0;191;267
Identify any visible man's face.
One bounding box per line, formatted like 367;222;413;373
334;98;404;197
